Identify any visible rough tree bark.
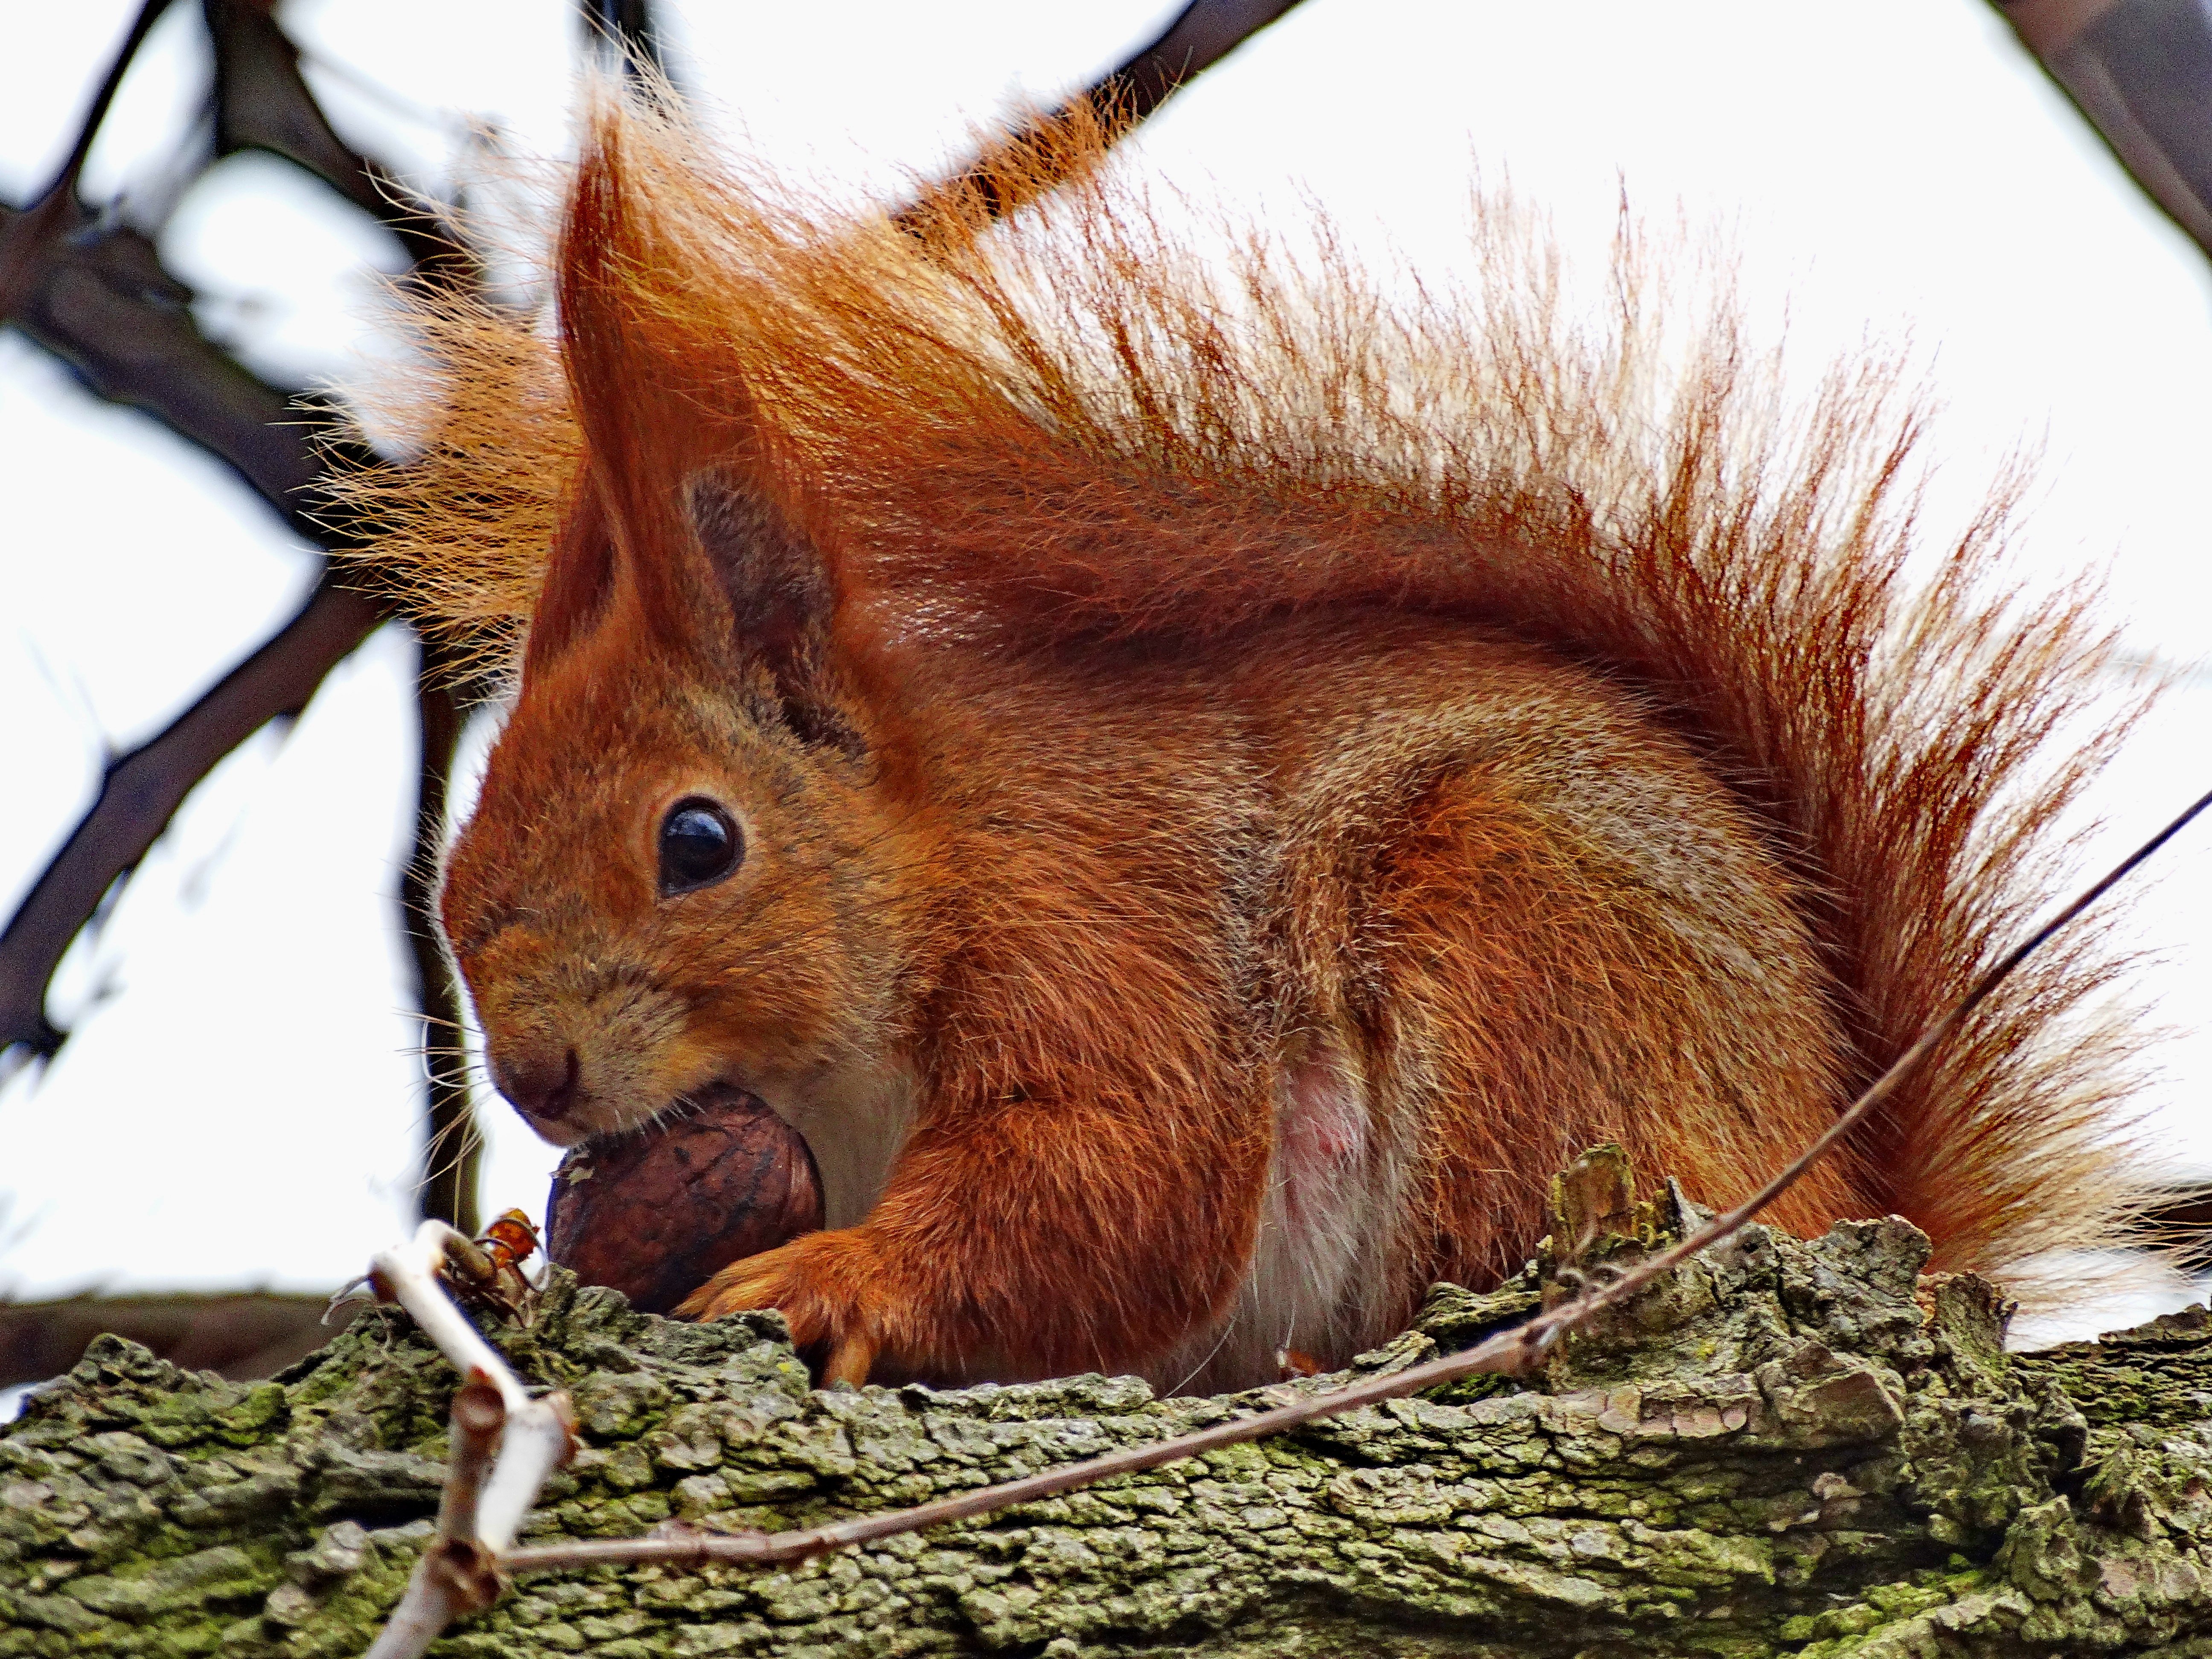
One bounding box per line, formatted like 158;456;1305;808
4;1174;2209;1659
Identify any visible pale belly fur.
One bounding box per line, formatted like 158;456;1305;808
1149;1042;1403;1395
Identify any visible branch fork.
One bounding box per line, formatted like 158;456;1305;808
359;1222;577;1659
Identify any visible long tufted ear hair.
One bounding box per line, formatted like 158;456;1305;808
527;110;854;751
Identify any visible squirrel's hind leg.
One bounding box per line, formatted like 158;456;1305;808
1348;754;1863;1293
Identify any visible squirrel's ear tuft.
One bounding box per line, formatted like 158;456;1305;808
688;472;863;755
528;105;856;745
553;114;697;620
521;113;704;674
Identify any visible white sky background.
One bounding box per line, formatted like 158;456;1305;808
2;1;2209;1315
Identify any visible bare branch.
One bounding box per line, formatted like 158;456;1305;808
893;0;1311;233
0;576;381;1062
202;0;456;267
362;1222;576;1659
403;639;479;1233
1090;0;1310;125
0;1;443;1077
437;1374;505;1549
579;0;672;81
1995;0;2212;259
369;1373;508;1659
0;0;179;317
0;1288;359;1388
2;211;370;534
0;1;369;538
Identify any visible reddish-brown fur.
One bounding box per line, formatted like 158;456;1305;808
338;95;2150;1391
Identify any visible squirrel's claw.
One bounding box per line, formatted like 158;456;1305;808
677;1228;892;1385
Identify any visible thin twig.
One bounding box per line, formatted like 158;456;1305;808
890;0;1310;234
437;1375;504;1548
0;577;381;1062
363;1224;576;1659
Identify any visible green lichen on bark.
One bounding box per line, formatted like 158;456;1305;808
6;1198;2211;1657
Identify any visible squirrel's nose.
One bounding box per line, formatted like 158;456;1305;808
493;1045;582;1126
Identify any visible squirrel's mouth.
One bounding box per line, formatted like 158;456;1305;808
504;1068;614;1146
495;1040;760;1148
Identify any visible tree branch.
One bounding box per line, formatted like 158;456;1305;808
202;0;457;269
1994;0;2212;258
0;0;417;1079
0;575;381;1061
580;0;673;81
13;1176;2202;1656
894;0;1311;232
1;198;364;535
0;1289;357;1389
403;639;479;1233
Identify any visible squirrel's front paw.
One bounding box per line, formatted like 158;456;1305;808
675;1228;894;1385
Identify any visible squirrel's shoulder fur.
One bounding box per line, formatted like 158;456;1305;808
340;94;2150;1380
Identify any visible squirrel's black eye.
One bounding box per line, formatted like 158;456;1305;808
658;798;742;895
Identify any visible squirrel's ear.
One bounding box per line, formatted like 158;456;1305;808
531;113;841;696
687;472;864;755
529;113;862;755
534;117;699;662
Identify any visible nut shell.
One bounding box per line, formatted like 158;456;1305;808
545;1085;824;1315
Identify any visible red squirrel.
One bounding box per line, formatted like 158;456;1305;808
344;99;2148;1393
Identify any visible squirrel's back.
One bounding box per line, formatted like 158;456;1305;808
342;93;2153;1371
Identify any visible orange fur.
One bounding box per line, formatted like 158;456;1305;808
335;93;2151;1389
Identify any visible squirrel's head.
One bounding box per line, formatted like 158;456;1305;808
437;130;916;1146
438;473;914;1147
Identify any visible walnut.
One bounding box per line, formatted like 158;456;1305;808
544;1084;823;1315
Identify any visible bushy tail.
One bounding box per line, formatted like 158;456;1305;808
333;92;2158;1312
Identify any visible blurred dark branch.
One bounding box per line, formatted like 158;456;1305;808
1;196;362;534
0;0;176;345
1;1290;358;1390
1995;0;2212;259
203;0;455;268
405;641;479;1235
581;0;672;80
0;576;381;1061
32;0;180;205
0;0;397;1073
897;0;1309;231
1092;0;1307;124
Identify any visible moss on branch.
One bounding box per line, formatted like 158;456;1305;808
6;1192;2211;1657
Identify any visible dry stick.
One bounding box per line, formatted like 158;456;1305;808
437;1377;504;1549
478;785;2212;1580
362;1224;576;1659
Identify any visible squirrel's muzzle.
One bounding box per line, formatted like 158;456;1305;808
492;1043;582;1129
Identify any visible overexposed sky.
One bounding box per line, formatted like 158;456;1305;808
3;1;2209;1307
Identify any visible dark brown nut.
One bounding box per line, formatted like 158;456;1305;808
545;1084;824;1315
